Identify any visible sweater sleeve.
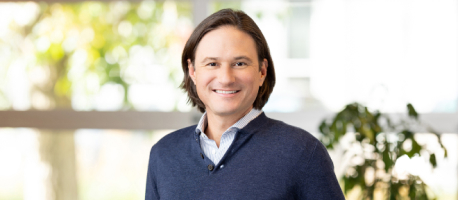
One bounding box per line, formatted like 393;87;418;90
298;141;345;199
145;147;160;200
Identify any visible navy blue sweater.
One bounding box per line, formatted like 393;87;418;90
145;113;345;199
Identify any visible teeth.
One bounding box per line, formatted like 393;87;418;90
215;90;238;94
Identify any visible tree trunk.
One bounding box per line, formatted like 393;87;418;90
38;130;78;200
29;52;79;200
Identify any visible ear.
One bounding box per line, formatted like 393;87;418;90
188;59;196;84
259;58;268;86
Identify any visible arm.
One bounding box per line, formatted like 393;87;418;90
145;147;160;200
297;141;345;199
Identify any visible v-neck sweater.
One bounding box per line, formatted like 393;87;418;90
145;113;345;200
197;109;263;165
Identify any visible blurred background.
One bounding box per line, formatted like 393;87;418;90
0;0;456;199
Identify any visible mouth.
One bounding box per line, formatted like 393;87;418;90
213;90;240;94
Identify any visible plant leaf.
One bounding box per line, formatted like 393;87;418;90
429;153;437;167
411;139;422;155
383;144;393;172
409;183;416;199
407;103;418;120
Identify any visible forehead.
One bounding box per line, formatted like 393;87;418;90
194;26;258;61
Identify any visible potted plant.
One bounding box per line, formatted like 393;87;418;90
319;103;447;199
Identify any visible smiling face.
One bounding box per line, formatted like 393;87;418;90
188;26;267;119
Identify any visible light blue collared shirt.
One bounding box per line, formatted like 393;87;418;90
196;108;263;165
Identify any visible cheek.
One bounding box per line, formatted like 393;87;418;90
194;72;213;92
243;77;261;94
245;72;262;87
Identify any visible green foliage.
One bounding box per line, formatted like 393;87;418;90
211;1;242;12
2;1;192;110
319;103;447;199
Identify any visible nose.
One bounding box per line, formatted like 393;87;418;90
217;64;235;85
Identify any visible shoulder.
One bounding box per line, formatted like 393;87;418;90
244;114;324;163
259;116;321;150
149;125;197;155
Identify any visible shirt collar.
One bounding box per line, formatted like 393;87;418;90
195;108;263;135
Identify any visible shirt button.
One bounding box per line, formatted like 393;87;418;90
208;164;214;171
220;165;224;169
200;153;204;159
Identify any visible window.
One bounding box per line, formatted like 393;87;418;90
1;0;457;199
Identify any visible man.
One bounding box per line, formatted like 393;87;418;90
146;9;345;199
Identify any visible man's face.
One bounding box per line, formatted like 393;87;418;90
188;26;267;118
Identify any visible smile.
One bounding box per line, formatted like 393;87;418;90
214;90;240;94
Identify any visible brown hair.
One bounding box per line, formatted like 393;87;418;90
180;9;276;113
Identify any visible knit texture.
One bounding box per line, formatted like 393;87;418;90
145;113;345;200
198;108;263;165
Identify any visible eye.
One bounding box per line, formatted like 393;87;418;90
235;62;246;67
207;62;217;67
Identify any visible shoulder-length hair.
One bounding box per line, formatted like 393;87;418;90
180;9;276;113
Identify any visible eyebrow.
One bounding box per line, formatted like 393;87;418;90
199;56;253;64
234;56;253;63
200;57;218;64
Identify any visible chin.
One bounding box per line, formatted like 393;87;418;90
211;105;253;117
212;109;239;116
210;106;240;116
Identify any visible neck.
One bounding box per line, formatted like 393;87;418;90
204;107;252;147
